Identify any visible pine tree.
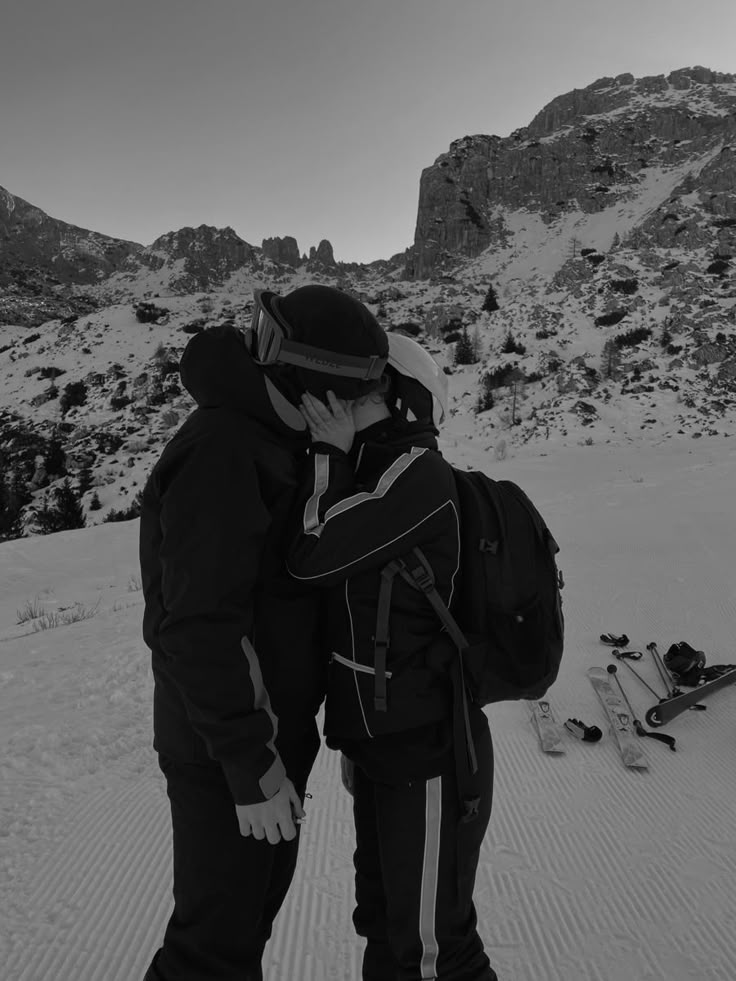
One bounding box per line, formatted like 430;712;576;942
35;497;57;535
501;331;526;356
453;326;477;366
0;470;31;541
481;283;499;314
36;479;86;534
0;480;12;541
43;438;67;479
54;480;85;530
77;466;94;496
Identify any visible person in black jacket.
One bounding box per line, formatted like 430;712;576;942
287;334;498;981
139;286;388;981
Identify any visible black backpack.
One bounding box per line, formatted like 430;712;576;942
374;469;565;819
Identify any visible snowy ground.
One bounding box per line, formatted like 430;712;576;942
2;435;736;981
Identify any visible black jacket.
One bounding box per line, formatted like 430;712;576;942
287;420;463;776
139;325;325;805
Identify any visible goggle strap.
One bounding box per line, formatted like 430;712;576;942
275;339;387;380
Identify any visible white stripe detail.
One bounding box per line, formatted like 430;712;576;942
419;776;442;979
446;498;461;612
290;499;454;581
345;579;373;738
303;453;331;536
240;636;286;799
331;651;393;677
323;446;426;525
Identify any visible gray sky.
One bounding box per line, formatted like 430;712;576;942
2;0;735;262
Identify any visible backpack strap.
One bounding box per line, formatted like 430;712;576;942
373;560;401;711
398;549;468;650
399;548;480;822
449;659;481;823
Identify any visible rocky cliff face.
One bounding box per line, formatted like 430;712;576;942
306;238;338;270
261;235;338;270
261;235;301;267
407;67;736;278
631;143;736;253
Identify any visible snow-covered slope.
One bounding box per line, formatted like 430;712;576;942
2;435;736;980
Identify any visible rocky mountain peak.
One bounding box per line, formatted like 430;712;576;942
149;224;248;254
0;184;140;325
261;235;301;267
307;239;337;269
119;224;257;293
407;67;736;278
526;66;736;137
0;184;141;279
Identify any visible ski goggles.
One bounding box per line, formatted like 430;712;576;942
248;290;387;380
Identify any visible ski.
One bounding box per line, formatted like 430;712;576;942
645;668;736;727
587;667;648;769
607;665;677;751
527;699;566;753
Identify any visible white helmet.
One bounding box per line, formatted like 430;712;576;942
386;332;449;427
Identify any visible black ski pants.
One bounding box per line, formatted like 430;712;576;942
351;724;498;981
143;754;309;981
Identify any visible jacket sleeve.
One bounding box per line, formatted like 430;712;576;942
286;444;457;586
155;431;286;805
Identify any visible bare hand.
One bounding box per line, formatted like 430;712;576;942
299;391;355;453
235;778;305;844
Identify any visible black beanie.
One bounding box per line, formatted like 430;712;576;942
261;285;388;400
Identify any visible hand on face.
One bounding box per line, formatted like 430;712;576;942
299;391;356;453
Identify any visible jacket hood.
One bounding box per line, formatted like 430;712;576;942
179;324;307;439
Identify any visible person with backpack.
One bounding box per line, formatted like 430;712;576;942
139;286;389;981
287;333;499;981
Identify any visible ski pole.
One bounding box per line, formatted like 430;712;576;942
607;665;676;751
646;642;680;697
646;642;706;711
612;649;664;699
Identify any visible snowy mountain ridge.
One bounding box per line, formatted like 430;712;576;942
408;66;736;277
1;65;735;537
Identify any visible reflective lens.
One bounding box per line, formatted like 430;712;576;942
250;301;284;364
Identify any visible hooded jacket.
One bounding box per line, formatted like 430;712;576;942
139;325;325;805
286;419;463;776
